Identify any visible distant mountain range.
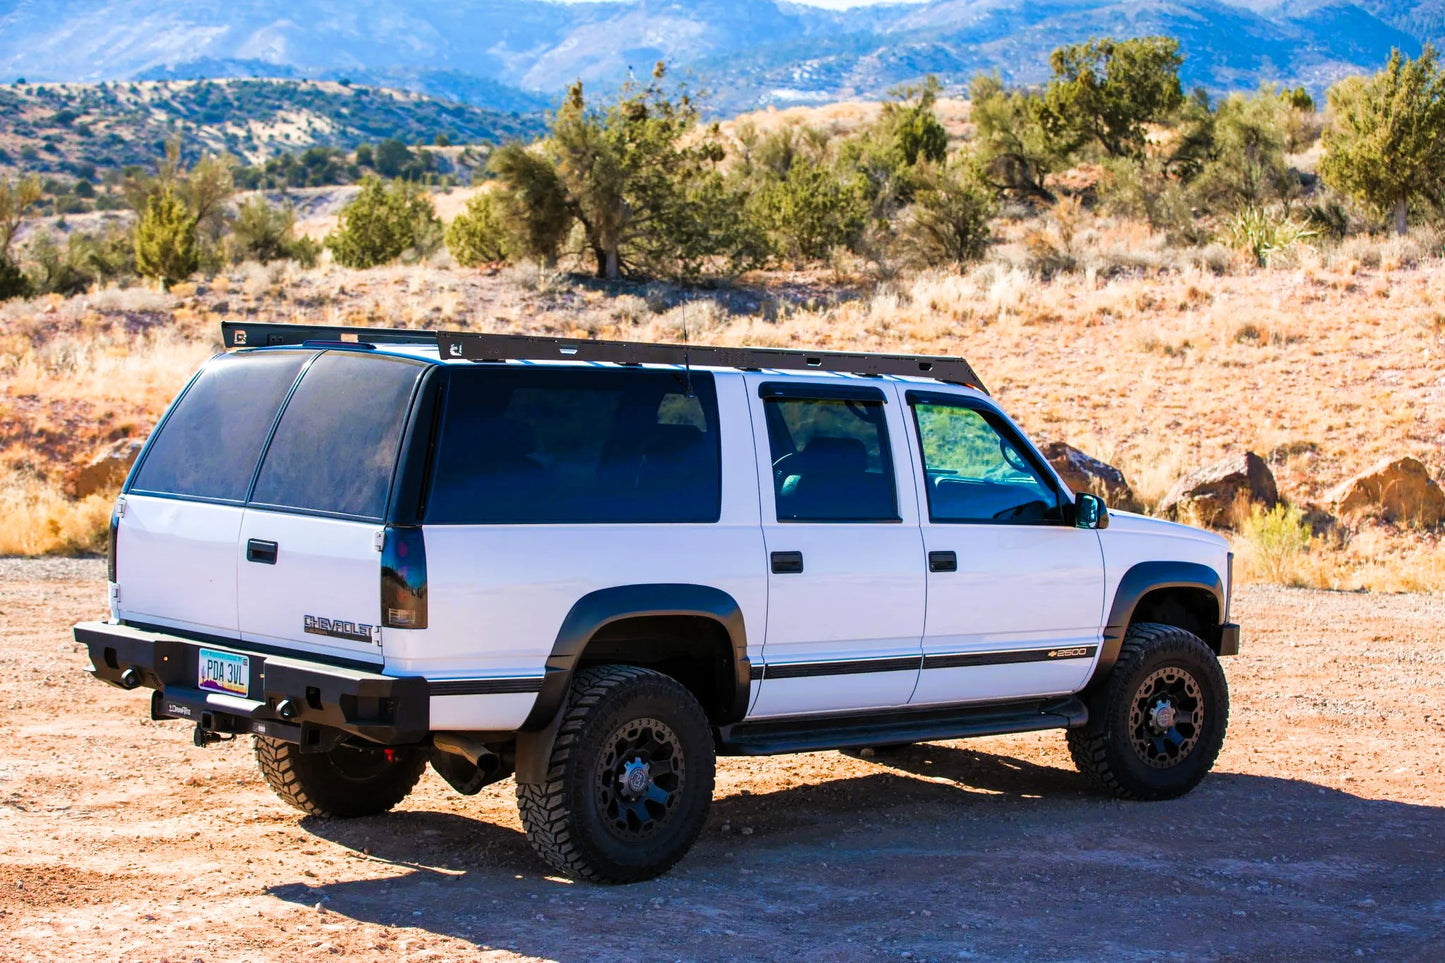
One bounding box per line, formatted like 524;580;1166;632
0;0;1436;115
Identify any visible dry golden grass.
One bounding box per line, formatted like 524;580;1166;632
3;233;1443;593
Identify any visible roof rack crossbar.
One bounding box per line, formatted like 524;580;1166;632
219;322;987;393
221;321;435;349
435;331;988;393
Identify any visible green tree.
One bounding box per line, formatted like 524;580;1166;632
1321;46;1445;234
325;176;442;268
969;74;1063;200
133;183;198;289
1040;36;1185;158
882;76;949;168
496;64;745;279
445;191;510;266
488;143;573;264
0;174;41;299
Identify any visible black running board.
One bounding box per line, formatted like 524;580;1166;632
717;697;1087;756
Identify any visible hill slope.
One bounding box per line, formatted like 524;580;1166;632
0;78;543;178
0;0;1431;112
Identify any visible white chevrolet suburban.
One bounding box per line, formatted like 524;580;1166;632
79;322;1239;884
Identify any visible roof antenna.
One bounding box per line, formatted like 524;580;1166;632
681;300;695;398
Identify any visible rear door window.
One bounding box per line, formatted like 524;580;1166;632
761;392;898;522
426;367;721;524
250;352;424;520
130;350;311;502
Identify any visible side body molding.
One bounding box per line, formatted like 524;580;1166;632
1089;561;1224;686
519;583;750;733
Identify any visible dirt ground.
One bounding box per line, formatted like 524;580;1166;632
1;560;1442;962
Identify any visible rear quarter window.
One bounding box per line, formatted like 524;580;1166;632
130;351;312;502
426;367;721;524
249;352;424;520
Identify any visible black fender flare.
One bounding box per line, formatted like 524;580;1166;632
1088;561;1224;687
515;584;749;783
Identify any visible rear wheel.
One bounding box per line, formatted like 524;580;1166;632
1067;622;1228;801
517;665;715;884
255;736;427;817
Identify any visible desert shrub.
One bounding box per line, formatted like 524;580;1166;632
753;156;869;262
1097;155;1200;241
1238;503;1312;584
133;183;198;289
325;176;442;268
445;191;510;266
1223;207;1318;267
0;256;29;300
1192;89;1297;211
230;197;317;265
900;158;997;266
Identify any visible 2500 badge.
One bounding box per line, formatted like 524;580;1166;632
303;615;377;644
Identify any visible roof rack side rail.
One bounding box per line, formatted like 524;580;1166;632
220;321;436;350
435;331;988;393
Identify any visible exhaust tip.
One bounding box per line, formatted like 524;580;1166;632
119;667;142;690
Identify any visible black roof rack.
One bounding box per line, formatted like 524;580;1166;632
220;322;987;392
221;321;434;349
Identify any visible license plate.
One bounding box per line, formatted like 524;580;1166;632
198;648;250;696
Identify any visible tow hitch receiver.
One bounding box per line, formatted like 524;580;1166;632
193;726;234;747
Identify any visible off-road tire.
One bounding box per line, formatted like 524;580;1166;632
516;665;715;884
254;736;427;818
1067;622;1228;801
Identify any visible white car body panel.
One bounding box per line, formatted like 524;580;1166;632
236;508;385;665
892;385;1107;706
743;372;926;718
1098;510;1232;612
388;370;767;730
115;494;243;635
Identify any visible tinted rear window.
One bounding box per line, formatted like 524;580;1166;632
250;352;424;519
130;351;311;502
426;367;721;524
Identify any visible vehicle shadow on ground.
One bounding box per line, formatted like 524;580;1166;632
272;750;1445;960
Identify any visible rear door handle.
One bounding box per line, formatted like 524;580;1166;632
928;550;957;573
770;551;804;574
246;539;278;565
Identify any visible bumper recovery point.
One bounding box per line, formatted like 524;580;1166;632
76;621;429;747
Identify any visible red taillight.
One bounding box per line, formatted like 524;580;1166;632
381;526;427;629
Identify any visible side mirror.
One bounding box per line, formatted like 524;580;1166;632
1074;491;1109;530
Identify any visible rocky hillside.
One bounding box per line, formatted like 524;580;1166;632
0;0;1432;114
0;78;542;179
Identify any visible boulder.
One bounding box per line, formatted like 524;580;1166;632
1326;456;1445;528
72;438;143;499
1160;452;1278;527
1039;441;1134;508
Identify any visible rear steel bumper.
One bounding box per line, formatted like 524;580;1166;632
76;620;429;747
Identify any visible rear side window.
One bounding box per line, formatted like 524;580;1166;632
130;351;311;502
426;367;721;524
250;352;423;520
763;395;898;522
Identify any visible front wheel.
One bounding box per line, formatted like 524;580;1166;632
255;736;427;817
517;665;715;884
1067;623;1229;801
